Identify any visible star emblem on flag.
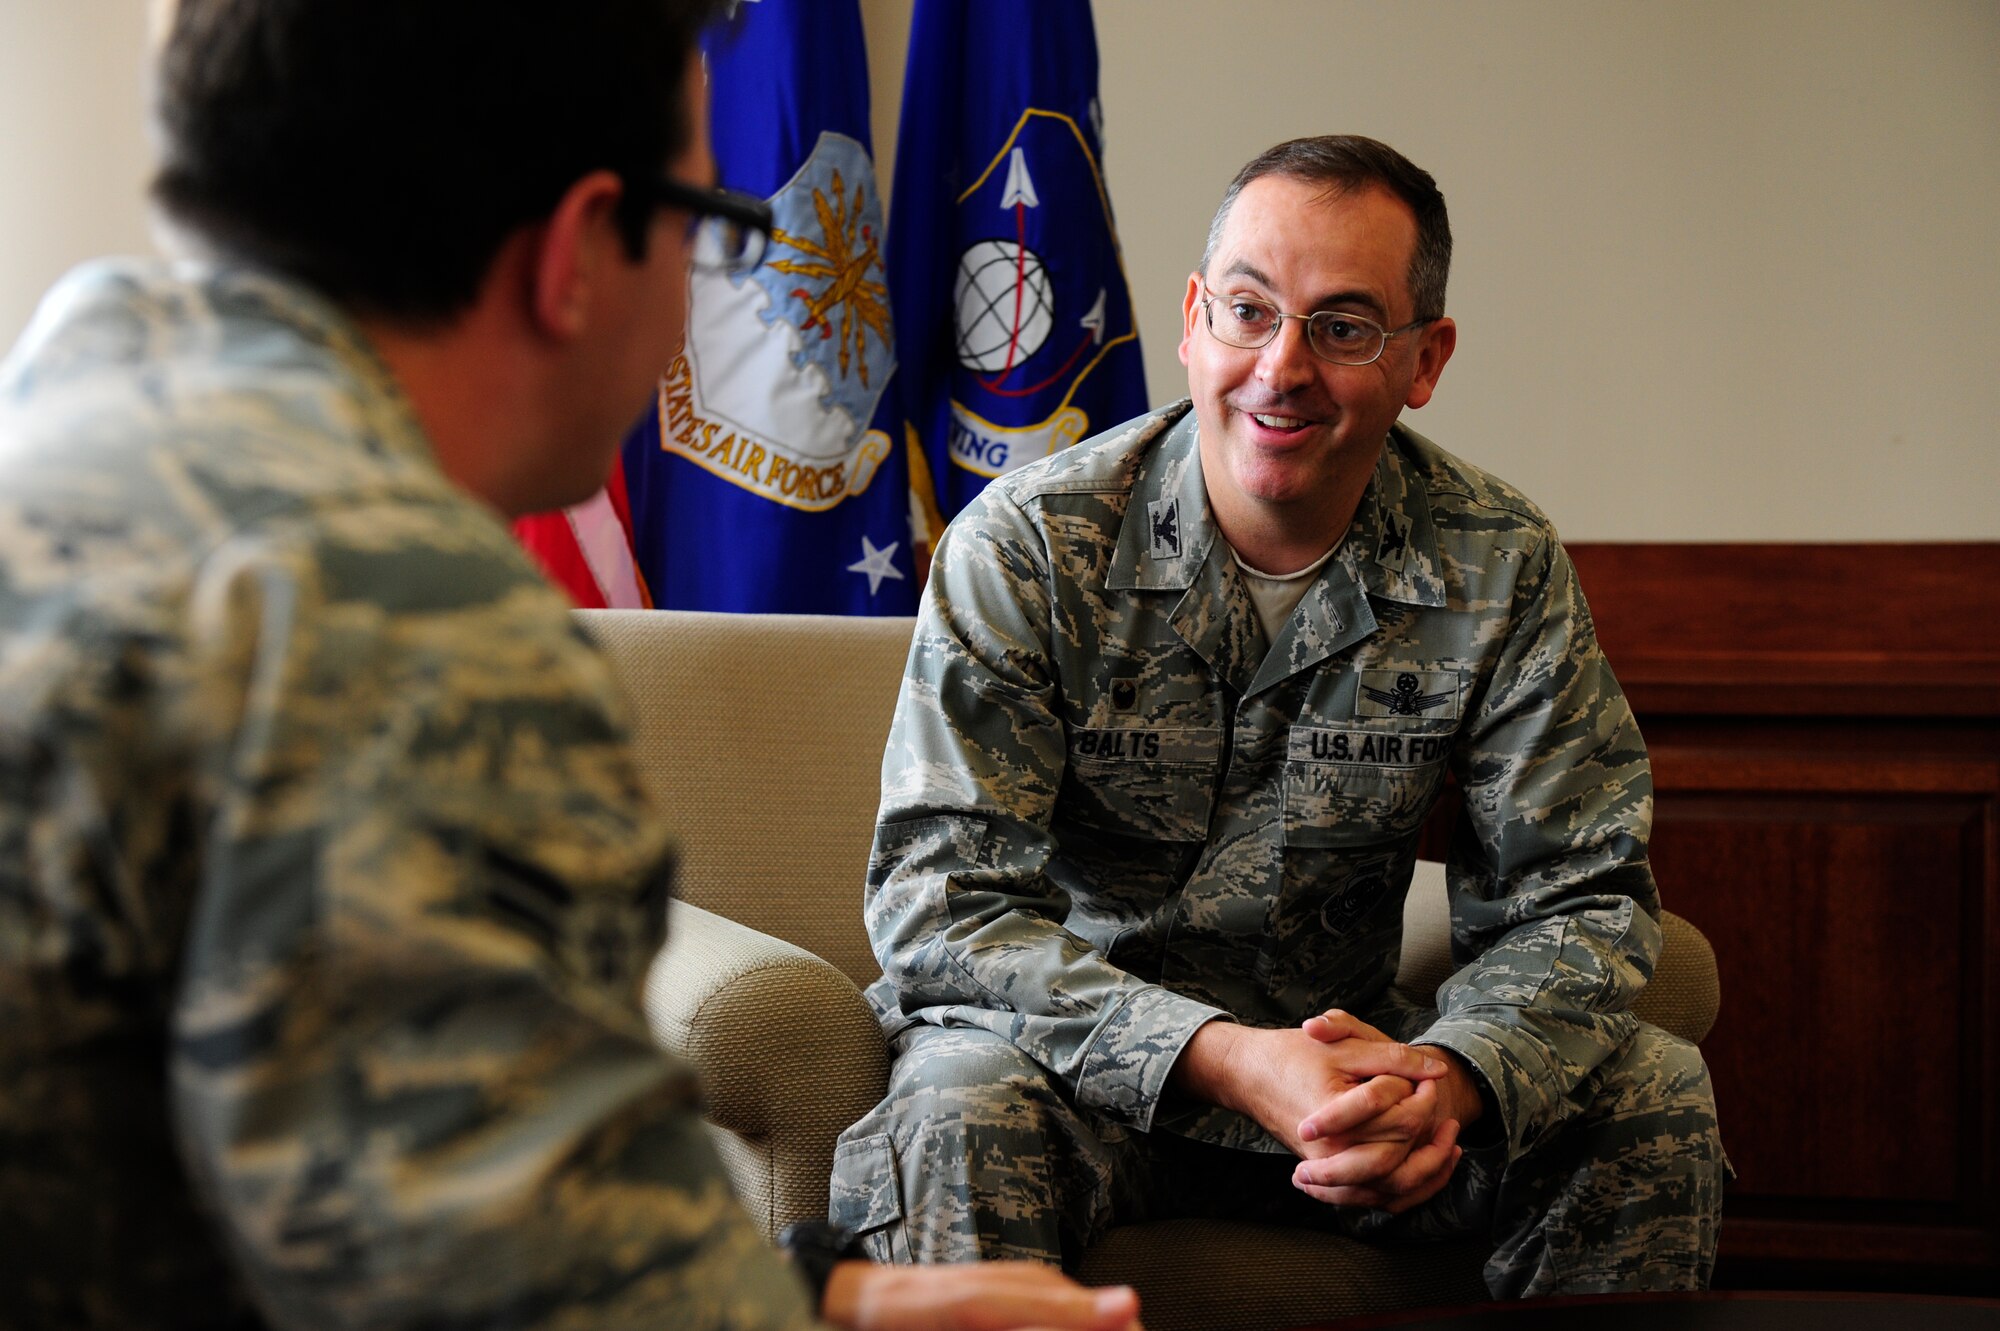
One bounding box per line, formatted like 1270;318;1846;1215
847;535;905;595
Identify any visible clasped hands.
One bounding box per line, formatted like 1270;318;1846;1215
1172;1009;1481;1214
811;1013;1481;1331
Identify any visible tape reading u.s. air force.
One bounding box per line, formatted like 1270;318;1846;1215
1288;726;1451;769
1071;727;1217;764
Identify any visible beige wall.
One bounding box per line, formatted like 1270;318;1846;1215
868;0;1999;541
0;2;156;353
7;2;1993;541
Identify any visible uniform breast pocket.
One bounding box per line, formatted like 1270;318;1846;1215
1282;725;1451;848
1062;726;1221;844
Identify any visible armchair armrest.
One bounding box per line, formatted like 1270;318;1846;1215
1632;910;1720;1043
643;899;890;1235
1396;862;1720;1047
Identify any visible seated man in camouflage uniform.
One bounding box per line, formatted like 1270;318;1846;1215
0;3;1145;1330
833;135;1725;1296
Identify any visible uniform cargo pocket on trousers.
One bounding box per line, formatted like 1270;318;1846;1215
829;1133;911;1264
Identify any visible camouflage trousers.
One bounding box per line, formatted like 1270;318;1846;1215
830;1017;1724;1298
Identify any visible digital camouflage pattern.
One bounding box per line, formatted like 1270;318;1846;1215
0;261;818;1330
837;401;1723;1292
836;1018;1722;1295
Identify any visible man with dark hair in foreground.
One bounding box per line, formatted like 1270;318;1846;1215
836;135;1724;1295
0;3;1140;1328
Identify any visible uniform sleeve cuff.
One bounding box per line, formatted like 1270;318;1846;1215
1410;1016;1555;1158
1073;986;1227;1131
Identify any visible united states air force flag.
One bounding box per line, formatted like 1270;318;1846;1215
620;0;918;613
889;0;1147;521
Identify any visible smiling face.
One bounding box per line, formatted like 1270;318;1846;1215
1179;174;1454;567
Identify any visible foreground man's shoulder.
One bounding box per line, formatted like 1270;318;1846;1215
3;259;518;566
0;257;576;688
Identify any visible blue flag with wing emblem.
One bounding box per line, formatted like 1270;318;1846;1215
619;0;918;613
888;0;1148;522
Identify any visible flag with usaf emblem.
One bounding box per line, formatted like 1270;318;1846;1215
889;0;1147;521
618;0;919;613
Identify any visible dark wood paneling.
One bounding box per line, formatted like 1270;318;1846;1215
1571;545;2000;1285
1567;543;2000;717
1651;771;1991;1207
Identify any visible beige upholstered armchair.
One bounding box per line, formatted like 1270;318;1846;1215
578;608;1721;1331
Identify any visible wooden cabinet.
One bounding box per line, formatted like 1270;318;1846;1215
1566;543;2000;1290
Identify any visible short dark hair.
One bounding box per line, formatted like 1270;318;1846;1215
1199;135;1453;322
152;0;727;324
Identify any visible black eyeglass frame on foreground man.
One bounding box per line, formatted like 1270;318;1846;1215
645;175;773;272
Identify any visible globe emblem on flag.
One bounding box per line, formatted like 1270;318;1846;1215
954;240;1054;373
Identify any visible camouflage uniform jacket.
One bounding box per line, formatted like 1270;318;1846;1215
0;261;817;1330
865;401;1661;1159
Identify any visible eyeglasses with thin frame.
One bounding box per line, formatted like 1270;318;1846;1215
645;177;774;274
1196;281;1430;366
